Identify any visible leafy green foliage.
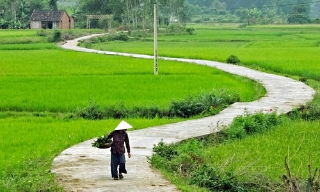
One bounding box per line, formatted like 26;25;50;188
165;24;187;34
152;140;178;161
190;165;251;192
287;99;320;121
169;100;205;118
169;90;240;118
91;134;112;148
82;33;129;45
186;27;195;35
75;90;240;119
288;4;310;24
226;55;240;65
48;30;62;42
222;110;283;139
77;102;103;120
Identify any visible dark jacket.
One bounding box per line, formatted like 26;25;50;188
108;130;130;154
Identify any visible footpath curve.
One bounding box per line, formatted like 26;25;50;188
52;34;315;192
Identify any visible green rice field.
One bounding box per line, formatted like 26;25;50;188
0;27;262;191
1;24;320;191
91;24;320;81
0;48;260;112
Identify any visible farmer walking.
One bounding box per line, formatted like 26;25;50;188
107;120;132;180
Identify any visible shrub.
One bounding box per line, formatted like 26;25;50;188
76;103;103;120
299;76;307;83
226;55;240;64
169;90;239;118
186;27;195;35
152;140;178;161
169;99;206;118
222;124;246;139
131;106;166;118
37;30;48;37
80;39;92;48
75;90;239;120
52;30;62;42
190;165;248;192
103;104;129;119
288;102;320;121
114;33;129;41
131;30;149;39
103;33;129;42
222;110;283;139
166;24;186;34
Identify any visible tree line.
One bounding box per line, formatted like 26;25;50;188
0;0;188;29
0;0;59;28
1;0;319;29
187;0;320;24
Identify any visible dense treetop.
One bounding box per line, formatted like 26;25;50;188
0;0;319;29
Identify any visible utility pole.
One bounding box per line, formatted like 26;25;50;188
154;1;158;75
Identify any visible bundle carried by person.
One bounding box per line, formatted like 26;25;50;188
92;134;113;149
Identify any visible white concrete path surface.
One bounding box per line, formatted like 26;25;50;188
51;34;315;192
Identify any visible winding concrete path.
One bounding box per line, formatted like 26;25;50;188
51;34;315;192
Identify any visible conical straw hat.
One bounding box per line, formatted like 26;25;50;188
114;120;133;130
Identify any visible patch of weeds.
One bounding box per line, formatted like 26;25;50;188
152;139;178;161
190;165;250;192
130;106;167;118
37;30;48;37
103;103;129;119
75;90;239;120
76;102;103;120
222;110;283;139
47;30;62;42
287;99;320;121
226;55;240;65
168;89;240;118
186;27;195;35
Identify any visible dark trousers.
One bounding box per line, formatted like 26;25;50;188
110;153;127;178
